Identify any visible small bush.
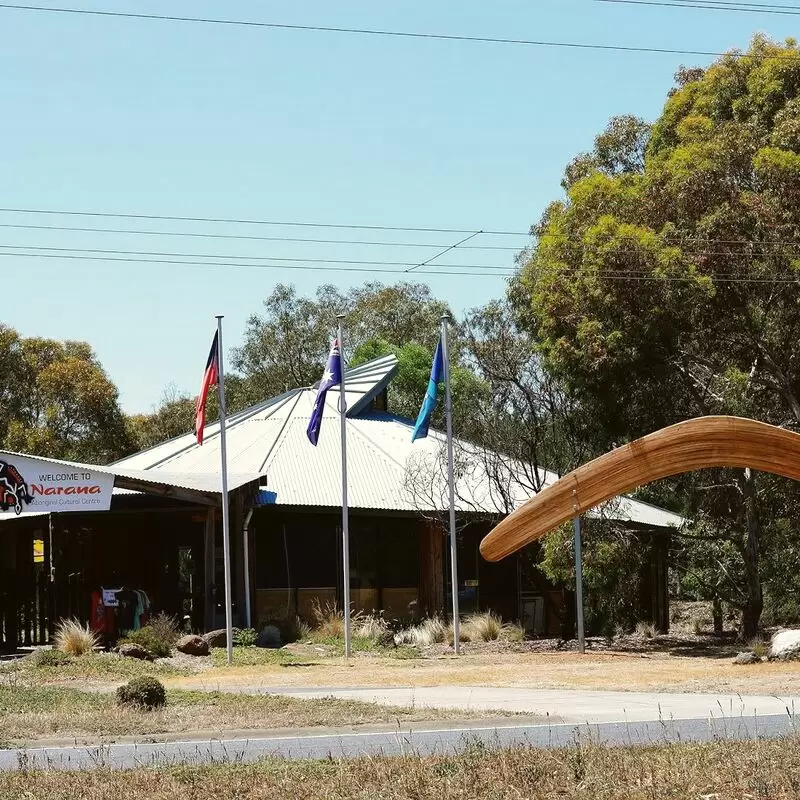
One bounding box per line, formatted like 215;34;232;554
748;637;769;659
311;600;346;639
234;628;258;647
116;676;167;710
119;626;173;659
33;648;72;667
635;621;657;640
395;617;447;647
54;618;98;656
354;615;389;642
147;613;181;647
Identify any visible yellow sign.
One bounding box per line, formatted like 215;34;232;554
33;539;44;564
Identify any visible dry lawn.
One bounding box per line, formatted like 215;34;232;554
2;737;800;799
178;649;800;696
0;684;517;745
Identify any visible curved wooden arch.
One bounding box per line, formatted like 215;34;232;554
480;415;800;563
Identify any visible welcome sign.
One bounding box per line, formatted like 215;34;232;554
0;454;114;517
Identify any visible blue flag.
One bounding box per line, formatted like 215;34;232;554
307;339;343;446
412;336;444;442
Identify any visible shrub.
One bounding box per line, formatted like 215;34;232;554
234;628;258;647
395;617;447;647
33;648;72;667
255;625;282;649
147;613;181;647
354;615;390;642
54;618;98;656
116;676;167;710
119;626;173;659
311;600;346;639
635;621;657;639
748;637;769;659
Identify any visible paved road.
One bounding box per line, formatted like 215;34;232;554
191;683;800;725
2;713;797;771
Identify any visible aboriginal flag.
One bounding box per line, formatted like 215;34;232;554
195;331;219;445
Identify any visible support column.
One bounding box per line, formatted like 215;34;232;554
204;507;216;632
418;520;444;617
232;490;246;628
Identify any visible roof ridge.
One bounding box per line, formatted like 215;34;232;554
257;390;305;472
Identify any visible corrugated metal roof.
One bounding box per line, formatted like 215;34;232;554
111;354;683;529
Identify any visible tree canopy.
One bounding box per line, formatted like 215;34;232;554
0;323;131;463
515;35;800;636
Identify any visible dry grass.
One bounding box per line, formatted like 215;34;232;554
53;618;98;656
310;600;346;639
460;613;525;643
182;648;800;696
3;737;800;798
0;683;515;744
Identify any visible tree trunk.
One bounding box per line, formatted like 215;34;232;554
712;595;723;636
737;469;763;642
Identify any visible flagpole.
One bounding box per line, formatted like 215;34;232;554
441;315;460;655
215;315;234;666
337;314;352;659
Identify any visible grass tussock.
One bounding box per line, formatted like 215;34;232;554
2;737;800;798
53;618;98;656
396;614;524;647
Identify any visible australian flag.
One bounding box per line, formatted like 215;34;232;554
412;336;444;442
307;339;343;446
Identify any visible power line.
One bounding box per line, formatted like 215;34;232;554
5;246;800;282
0;3;748;60
5;241;800;266
0;249;516;277
0;206;527;237
597;0;800;13
0;222;524;251
8;217;800;251
0;243;515;270
406;231;483;273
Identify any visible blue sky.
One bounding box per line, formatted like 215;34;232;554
1;1;794;412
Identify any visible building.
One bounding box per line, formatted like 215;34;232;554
0;354;682;652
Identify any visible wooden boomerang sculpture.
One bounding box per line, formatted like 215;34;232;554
480;415;800;563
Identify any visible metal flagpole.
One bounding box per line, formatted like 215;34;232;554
337;315;352;659
441;315;460;655
215;315;234;666
573;514;586;655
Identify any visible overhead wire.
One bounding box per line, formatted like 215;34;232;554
0;222;525;251
597;0;800;14
0;206;526;236
5;242;800;282
0;2;773;60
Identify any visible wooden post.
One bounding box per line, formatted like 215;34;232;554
418;520;444;617
204;507;216;631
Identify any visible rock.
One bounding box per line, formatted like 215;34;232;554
203;628;239;649
256;625;282;649
176;635;210;657
768;629;800;661
117;643;154;661
733;651;761;665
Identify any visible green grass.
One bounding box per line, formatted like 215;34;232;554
2;737;800;798
210;647;302;667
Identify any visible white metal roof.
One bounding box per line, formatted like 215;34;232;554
113;354;683;529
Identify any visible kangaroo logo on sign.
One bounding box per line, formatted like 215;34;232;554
0;459;34;516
